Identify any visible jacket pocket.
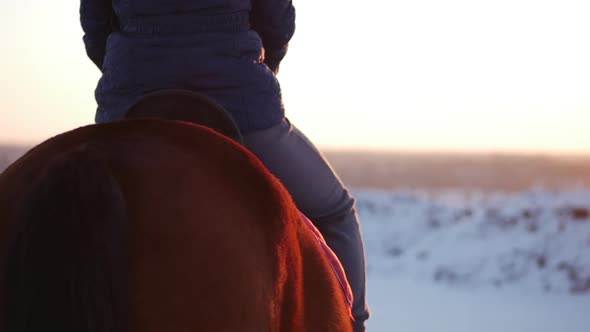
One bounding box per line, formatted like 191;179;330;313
234;31;264;63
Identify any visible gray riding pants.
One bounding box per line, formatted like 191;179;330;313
243;118;369;331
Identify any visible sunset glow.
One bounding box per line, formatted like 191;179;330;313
1;0;589;154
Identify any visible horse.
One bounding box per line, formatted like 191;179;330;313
0;91;353;332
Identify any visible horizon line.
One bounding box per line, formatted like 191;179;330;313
1;141;589;159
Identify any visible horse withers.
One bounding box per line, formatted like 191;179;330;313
0;95;353;331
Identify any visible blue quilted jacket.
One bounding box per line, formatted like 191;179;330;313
80;0;295;133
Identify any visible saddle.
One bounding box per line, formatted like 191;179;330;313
124;89;244;144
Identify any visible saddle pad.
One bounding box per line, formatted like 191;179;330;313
300;213;354;315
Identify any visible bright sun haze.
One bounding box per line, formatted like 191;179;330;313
1;0;589;154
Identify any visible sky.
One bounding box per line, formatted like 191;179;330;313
1;0;589;154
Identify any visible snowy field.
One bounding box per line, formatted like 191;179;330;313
356;189;590;332
2;147;589;331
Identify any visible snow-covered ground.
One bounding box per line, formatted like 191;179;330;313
2;148;589;331
356;189;590;332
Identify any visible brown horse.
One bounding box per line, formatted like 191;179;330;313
0;116;353;331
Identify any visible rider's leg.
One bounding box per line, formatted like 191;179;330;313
243;118;369;332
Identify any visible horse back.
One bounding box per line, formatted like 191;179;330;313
0;119;352;331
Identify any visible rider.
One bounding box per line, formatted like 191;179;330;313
80;1;369;329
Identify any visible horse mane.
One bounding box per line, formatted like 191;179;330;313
4;143;127;332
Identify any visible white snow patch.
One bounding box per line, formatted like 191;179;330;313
357;189;590;331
